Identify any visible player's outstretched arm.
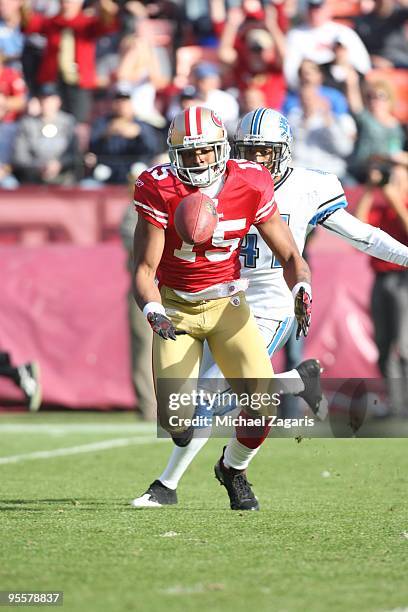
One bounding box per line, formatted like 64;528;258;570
322;208;408;267
257;213;312;337
133;217;177;341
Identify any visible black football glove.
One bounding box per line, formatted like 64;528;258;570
294;286;312;339
147;312;177;341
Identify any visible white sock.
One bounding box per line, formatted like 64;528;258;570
159;431;210;490
274;368;304;394
223;438;261;471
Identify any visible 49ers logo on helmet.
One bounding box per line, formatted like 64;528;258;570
211;111;223;128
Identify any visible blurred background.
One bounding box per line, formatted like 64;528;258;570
0;0;407;415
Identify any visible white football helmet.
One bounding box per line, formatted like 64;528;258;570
167;106;230;187
234;108;293;178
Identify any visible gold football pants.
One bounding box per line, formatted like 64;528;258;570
153;287;274;434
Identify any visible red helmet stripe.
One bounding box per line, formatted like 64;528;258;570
184;109;191;136
196;107;202;134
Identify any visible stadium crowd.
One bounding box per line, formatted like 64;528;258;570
0;0;405;188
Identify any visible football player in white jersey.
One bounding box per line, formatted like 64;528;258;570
131;108;408;511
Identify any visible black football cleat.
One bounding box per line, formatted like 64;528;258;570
214;448;259;511
295;359;328;420
131;480;178;508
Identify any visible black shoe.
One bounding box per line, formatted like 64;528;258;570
214;448;259;511
295;359;327;420
131;480;178;508
17;362;42;412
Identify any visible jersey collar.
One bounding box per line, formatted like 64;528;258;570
274;167;293;191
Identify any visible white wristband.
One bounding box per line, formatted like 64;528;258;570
142;301;166;318
291;282;312;301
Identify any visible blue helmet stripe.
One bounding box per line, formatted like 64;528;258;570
250;108;261;135
251;107;263;135
253;107;268;136
252;108;261;134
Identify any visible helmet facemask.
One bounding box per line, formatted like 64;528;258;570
235;140;291;179
169;140;230;187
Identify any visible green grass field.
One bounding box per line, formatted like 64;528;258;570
1;411;407;612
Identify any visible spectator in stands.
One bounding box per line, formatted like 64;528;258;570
121;0;185;50
0;0;24;70
0;49;26;115
345;72;405;182
284;0;371;91
190;61;239;134
95;30;122;91
287;81;356;181
0;50;26;188
0;351;41;411
239;86;267;114
21;0;119;125
218;4;287;111
321;38;366;97
115;31;169;129
283;59;349;117
166;84;204;121
12;82;79;185
85;87;164;185
354;0;408;69
121;0;183;24
355;158;408;416
21;0;59;96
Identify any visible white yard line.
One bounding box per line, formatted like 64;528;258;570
0;436;164;465
0;423;157;434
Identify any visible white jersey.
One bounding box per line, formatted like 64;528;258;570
240;166;347;320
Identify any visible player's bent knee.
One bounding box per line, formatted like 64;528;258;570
157;398;196;435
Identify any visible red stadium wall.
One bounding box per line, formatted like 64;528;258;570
0;187;380;409
0;243;135;408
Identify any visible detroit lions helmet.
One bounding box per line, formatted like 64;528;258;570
234;108;293;178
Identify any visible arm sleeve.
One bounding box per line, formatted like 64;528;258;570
133;170;169;229
308;173;348;227
342;28;372;74
322;208;408;267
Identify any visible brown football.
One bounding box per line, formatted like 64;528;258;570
174;192;218;245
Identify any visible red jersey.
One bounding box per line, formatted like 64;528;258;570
23;13;119;89
134;159;276;293
368;197;408;273
0;67;26;122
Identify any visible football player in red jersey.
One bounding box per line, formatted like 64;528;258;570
133;106;311;509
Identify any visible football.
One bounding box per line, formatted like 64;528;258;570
174;192;218;245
